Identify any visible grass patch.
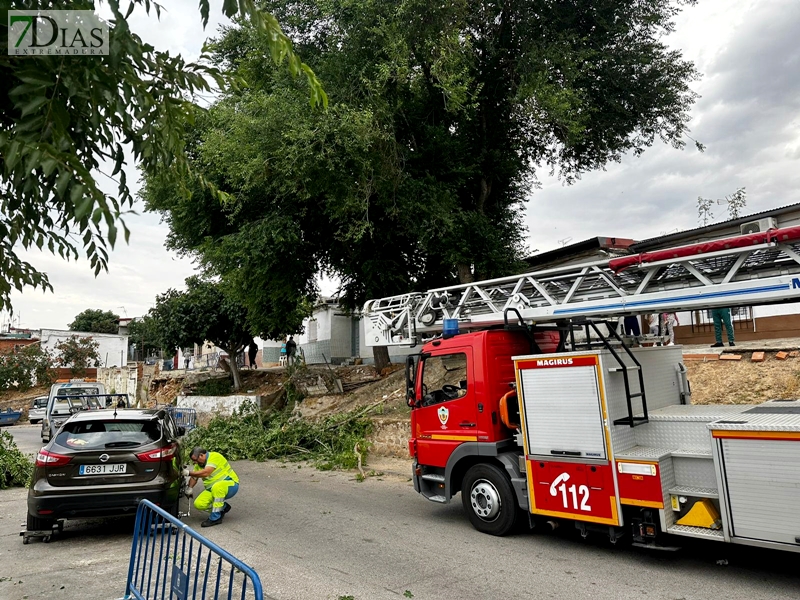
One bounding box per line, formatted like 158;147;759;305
184;400;373;470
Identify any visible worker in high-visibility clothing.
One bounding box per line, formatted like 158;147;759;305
187;447;240;527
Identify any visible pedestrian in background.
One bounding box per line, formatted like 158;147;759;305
623;315;641;337
286;335;297;365
662;312;679;346
279;338;287;366
647;313;661;336
248;341;258;369
711;307;735;347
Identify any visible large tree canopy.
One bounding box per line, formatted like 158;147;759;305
145;0;700;341
68;308;120;334
0;0;325;312
149;276;251;390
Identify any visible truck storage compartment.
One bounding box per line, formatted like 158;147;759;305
719;437;800;546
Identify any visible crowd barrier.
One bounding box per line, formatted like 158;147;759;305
166;406;198;432
123;500;263;600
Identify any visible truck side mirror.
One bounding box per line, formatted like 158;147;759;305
405;355;418;407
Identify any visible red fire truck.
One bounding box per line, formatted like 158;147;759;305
364;226;800;552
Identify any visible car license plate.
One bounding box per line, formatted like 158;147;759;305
79;464;127;475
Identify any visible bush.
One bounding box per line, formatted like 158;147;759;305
53;335;100;377
0;344;54;392
184;400;373;470
0;430;33;489
191;377;233;396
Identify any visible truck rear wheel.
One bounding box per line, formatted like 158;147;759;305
461;463;518;536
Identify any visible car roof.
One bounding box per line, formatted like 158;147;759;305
65;409;163;422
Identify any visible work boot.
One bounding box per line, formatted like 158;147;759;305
223;502;232;514
729;342;735;347
710;342;723;348
201;516;223;527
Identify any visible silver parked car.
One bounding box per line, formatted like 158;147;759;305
28;396;48;425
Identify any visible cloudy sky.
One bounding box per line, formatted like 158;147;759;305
6;0;800;330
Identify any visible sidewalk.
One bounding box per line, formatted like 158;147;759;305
679;337;800;354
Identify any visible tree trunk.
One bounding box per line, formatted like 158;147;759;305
225;346;243;391
372;346;391;373
457;263;474;283
230;360;242;392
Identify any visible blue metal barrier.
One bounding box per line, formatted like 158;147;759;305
166;406;198;432
123;500;263;600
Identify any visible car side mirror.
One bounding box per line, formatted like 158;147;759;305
177;426;186;437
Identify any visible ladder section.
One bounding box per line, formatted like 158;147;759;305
364;226;800;346
570;320;649;427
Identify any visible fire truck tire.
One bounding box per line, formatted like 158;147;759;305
461;464;518;536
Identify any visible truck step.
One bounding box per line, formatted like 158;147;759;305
421;474;445;482
427;495;447;503
671;448;712;459
667;524;724;541
668;486;719;499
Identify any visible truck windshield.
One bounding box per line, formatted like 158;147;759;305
421;353;468;406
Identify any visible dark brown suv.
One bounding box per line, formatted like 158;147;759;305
26;409;185;532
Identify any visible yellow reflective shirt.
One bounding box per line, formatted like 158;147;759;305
195;451;239;490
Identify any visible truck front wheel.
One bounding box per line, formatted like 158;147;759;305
461;463;518;536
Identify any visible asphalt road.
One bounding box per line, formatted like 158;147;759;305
1;450;799;600
7;422;43;456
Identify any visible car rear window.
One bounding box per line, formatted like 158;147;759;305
55;420;161;450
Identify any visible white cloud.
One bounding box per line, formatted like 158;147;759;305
526;0;800;252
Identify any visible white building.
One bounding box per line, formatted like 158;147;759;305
40;329;129;367
296;297;411;366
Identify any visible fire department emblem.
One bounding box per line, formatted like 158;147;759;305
437;406;449;425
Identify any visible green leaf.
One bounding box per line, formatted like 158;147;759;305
222;0;239;18
55;170;71;198
19;96;49;118
16;72;54;87
72;190;92;220
41;157;58;177
5;141;21;171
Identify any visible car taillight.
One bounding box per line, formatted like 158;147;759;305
136;443;178;462
35;449;72;467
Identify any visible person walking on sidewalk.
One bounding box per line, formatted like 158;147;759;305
710;307;735;347
188;447;240;527
285;335;297;365
662;312;679;346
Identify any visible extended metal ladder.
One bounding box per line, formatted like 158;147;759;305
364;226;800;346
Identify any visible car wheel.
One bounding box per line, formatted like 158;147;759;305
461;463;519;536
27;513;54;532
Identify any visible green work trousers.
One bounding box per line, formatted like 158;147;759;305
194;478;239;521
711;308;734;344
